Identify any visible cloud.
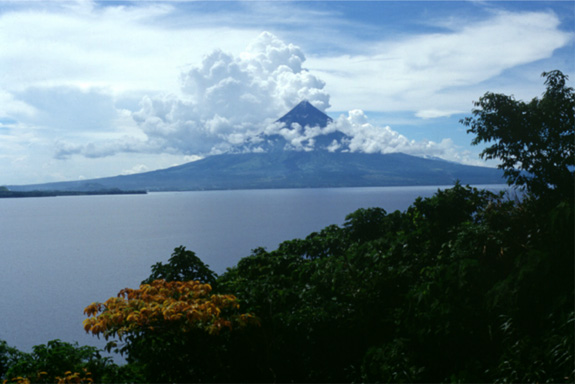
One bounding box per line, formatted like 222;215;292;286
119;31;485;164
0;1;569;185
54;137;149;160
0;2;258;94
331;110;468;162
126;32;331;157
55;31;502;166
121;164;150;176
415;109;462;119
3;3;570;183
0;91;37;118
17;86;119;133
308;10;573;112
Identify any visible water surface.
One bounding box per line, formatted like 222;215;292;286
0;185;507;355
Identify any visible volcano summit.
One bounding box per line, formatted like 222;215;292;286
276;100;333;128
10;102;505;192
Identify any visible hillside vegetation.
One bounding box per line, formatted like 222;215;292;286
1;71;573;383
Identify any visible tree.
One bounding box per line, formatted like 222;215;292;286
142;246;217;286
0;339;130;384
462;70;574;200
83;280;257;382
83;280;253;340
0;340;20;380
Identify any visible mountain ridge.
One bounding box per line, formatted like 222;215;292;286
9;151;505;192
8;101;506;192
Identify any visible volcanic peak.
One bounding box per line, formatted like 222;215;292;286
276;100;333;129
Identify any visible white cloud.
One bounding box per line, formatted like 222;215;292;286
415;109;462;119
51;32;332;159
308;10;573;112
121;164;149;175
54;136;152;160
126;32;331;157
331;110;462;160
0;91;37;118
0;2;571;184
55;23;568;166
0;2;257;94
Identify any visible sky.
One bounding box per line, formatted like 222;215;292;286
0;0;573;185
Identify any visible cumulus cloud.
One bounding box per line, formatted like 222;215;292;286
331;110;461;160
127;32;331;157
0;1;570;185
60;31;479;164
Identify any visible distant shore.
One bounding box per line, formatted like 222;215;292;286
0;188;147;198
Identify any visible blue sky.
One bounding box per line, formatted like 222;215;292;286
0;0;573;185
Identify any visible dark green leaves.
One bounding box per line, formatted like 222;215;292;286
462;70;574;200
142;246;217;286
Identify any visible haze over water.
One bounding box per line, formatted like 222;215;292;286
0;185;508;357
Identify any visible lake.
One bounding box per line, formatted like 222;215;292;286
0;185;508;357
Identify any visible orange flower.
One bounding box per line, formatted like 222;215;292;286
83;280;258;340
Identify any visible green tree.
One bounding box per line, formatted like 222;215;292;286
142;246;217;285
84;280;257;383
0;339;134;383
0;340;20;379
462;70;574;199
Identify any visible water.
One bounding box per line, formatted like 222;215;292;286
0;185;507;357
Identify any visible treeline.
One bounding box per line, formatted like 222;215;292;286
0;187;146;198
0;71;573;383
1;183;571;383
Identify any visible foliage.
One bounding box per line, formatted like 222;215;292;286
0;340;132;384
83;279;258;382
79;186;573;382
216;184;505;382
462;70;574;200
0;341;20;380
142;246;217;285
71;70;571;382
84;280;254;340
215;182;572;383
3;69;572;383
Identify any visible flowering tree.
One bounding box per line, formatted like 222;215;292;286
83;280;258;382
84;279;256;340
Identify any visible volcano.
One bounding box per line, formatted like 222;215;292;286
9;101;505;192
260;101;347;152
276;100;333;128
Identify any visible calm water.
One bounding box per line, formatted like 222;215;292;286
0;185;507;356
